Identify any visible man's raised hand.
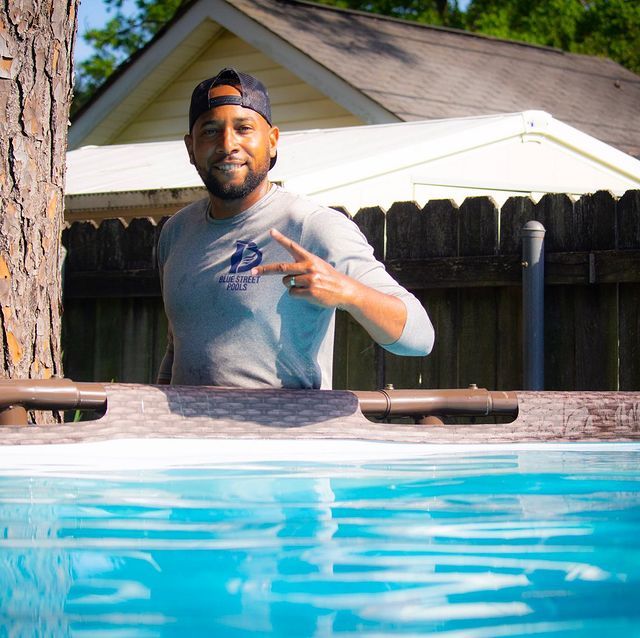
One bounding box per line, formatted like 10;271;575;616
251;228;357;309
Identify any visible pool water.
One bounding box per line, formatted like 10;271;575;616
0;442;639;637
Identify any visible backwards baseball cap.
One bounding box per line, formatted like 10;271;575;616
188;67;276;168
188;67;273;131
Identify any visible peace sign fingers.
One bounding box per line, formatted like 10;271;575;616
250;229;313;278
251;228;354;309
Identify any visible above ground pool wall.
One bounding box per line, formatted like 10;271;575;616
61;190;640;392
0;382;639;443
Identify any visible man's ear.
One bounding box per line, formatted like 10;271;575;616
269;126;279;160
184;133;195;165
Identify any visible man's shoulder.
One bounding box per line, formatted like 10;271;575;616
160;198;208;233
269;188;365;259
272;186;350;224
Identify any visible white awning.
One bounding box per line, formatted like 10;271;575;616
65;111;640;217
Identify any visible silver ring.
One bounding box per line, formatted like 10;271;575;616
289;276;296;288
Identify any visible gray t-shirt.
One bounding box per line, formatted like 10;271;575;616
157;185;434;389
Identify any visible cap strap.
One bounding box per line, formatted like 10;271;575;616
208;95;243;109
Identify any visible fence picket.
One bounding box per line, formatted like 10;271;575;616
421;199;458;258
573;192;618;389
499;197;535;254
61;300;96;382
618;190;640;390
96;219;127;271
352;206;385;261
534;193;575;252
386;201;423;260
459;197;498;256
62;221;98;272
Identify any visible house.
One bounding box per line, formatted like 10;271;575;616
66;0;640;221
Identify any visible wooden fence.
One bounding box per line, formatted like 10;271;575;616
61;190;640;391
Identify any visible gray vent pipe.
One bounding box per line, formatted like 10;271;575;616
521;221;546;390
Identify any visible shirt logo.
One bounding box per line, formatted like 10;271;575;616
219;240;263;291
229;240;262;273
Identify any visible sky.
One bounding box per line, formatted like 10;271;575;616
75;0;136;63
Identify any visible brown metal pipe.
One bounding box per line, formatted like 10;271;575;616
353;388;518;419
0;378;107;419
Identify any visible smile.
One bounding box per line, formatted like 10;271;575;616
215;163;245;173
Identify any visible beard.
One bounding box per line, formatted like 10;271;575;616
198;162;269;201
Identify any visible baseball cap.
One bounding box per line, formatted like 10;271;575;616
189;68;273;129
188;68;276;168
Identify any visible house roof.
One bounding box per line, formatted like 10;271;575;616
234;0;640;156
70;0;640;157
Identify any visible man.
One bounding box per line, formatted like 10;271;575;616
157;68;434;388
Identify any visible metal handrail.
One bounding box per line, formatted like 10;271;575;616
0;378;107;425
355;388;518;420
0;378;518;425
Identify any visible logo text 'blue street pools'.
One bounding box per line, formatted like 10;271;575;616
220;240;262;291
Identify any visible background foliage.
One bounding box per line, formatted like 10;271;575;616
73;0;640;113
73;0;183;112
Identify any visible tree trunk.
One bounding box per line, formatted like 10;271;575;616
0;0;78;421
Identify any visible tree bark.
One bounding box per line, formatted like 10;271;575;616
1;0;78;420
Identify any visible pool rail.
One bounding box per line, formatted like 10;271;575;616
0;378;517;426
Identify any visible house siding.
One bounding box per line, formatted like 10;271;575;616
111;29;362;144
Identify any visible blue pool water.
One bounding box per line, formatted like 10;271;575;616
0;442;639;636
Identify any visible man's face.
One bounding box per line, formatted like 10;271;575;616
184;85;278;202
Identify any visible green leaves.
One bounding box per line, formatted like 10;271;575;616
574;0;640;73
465;0;640;73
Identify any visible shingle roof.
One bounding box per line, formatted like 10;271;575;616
229;0;640;157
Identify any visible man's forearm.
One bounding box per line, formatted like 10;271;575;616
340;280;407;346
252;228;432;353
